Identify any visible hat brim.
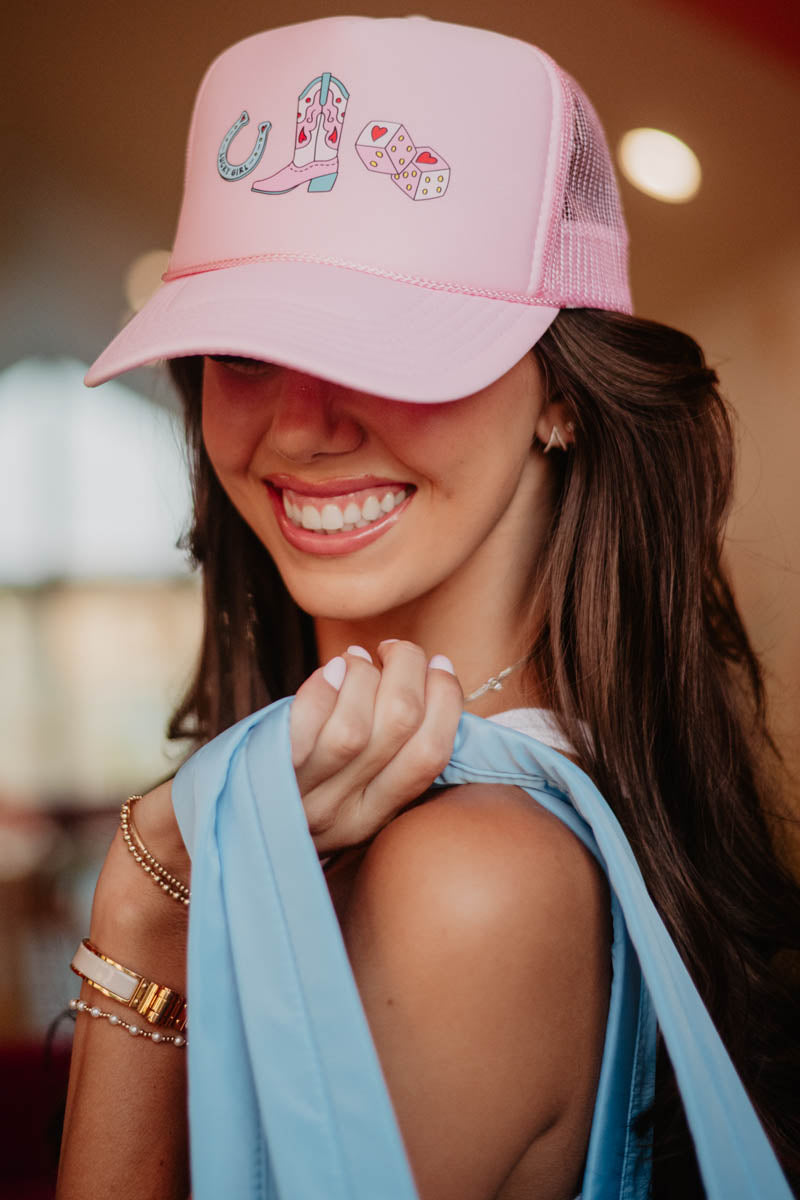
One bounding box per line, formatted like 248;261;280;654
85;260;559;403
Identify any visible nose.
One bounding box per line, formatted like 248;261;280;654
266;370;365;463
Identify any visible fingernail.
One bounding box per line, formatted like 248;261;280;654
379;638;400;647
346;645;373;662
322;656;347;691
428;654;456;675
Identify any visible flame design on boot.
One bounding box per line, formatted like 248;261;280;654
252;73;349;195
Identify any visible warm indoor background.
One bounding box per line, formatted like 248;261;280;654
1;0;798;1194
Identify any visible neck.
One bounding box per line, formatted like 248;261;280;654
313;470;554;718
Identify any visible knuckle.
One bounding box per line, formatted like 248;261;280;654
326;714;371;759
385;691;424;735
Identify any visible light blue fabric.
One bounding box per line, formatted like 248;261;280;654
172;698;793;1200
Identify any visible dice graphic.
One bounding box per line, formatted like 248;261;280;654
391;147;450;201
356;122;418;174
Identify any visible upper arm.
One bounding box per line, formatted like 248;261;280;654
339;783;610;1200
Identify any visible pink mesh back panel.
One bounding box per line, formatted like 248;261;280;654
539;62;631;312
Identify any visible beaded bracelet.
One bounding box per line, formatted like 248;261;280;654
120;795;191;906
70;998;187;1046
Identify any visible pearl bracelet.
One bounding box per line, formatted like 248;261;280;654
70;998;187;1046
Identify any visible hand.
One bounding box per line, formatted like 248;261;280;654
289;641;464;852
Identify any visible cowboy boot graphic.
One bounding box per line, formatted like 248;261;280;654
252;72;349;194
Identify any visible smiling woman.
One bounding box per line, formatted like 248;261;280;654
199;353;556;628
57;15;800;1200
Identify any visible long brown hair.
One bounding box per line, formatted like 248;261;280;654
166;310;800;1194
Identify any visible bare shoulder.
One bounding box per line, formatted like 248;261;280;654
348;782;608;950
340;783;610;1200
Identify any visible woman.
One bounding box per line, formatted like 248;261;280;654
57;16;799;1200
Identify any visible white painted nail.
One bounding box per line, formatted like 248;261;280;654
379;638;400;647
346;645;373;662
428;654;456;675
322;656;347;691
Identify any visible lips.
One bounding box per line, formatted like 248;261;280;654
264;476;416;556
266;473;406;497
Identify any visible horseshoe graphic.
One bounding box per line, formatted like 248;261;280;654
217;111;271;181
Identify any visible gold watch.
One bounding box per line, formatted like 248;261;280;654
70;938;187;1031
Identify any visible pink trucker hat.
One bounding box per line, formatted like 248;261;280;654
86;16;631;402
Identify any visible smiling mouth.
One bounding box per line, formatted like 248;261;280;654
277;483;414;534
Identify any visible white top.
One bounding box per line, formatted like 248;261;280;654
487;707;575;754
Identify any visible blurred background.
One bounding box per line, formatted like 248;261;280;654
1;0;799;1192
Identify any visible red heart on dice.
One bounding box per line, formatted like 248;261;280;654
371;125;388;141
416;151;438;165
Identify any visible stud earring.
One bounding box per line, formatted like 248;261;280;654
543;425;568;453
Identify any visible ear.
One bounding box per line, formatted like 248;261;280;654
533;400;576;453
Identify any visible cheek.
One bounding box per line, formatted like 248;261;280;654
393;398;536;498
201;378;265;477
372;401;485;482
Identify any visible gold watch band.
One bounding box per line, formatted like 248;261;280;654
70;938;187;1031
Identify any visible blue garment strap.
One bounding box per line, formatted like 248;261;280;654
173;698;418;1200
440;716;792;1200
172;699;793;1200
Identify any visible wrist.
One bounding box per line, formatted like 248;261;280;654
91;829;188;982
87;780;191;992
130;779;191;883
71;938;187;1031
88;896;188;997
121;795;191;908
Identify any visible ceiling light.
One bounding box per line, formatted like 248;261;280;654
617;128;701;203
124;249;171;312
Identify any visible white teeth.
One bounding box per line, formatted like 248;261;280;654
362;495;381;521
283;486;410;532
321;504;344;531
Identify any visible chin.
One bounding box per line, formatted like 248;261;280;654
289;590;396;624
281;570;421;624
